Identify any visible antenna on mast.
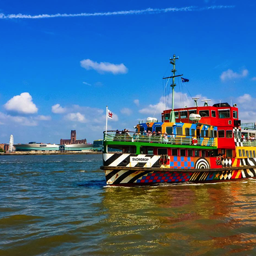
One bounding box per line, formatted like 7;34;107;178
202;99;211;106
192;97;200;107
163;54;183;123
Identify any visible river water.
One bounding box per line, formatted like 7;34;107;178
1;154;256;255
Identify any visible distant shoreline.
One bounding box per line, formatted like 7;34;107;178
0;151;102;156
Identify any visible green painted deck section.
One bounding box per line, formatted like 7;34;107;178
104;140;217;155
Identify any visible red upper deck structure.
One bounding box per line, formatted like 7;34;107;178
162;102;241;150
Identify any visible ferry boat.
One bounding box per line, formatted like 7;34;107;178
100;55;256;186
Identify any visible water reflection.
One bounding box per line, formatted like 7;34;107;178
100;181;256;255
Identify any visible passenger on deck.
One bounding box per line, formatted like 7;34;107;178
163;133;168;143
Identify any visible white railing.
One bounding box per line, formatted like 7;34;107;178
104;131;216;147
243;140;256;147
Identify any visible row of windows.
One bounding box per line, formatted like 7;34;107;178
123;146;233;158
238;149;256;158
165;110;238;119
166;127;217;138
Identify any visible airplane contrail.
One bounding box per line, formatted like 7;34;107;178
0;5;234;19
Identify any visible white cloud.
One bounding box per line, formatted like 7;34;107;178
139;92;207;115
0;6;234;19
252;77;256;81
134;99;139;106
0;112;37;126
237;94;252;104
4;92;38;114
220;69;248;81
52;104;66;114
139;101;166;115
36;115;51;121
83;82;91;86
120;108;132;116
80;59;128;74
64;112;87;123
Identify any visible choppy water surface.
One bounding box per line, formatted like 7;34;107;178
1;154;256;255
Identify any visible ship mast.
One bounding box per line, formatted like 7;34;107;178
163;54;183;123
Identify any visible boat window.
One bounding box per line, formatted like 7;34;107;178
201;130;204;137
188;150;193;157
218;110;230;118
202;151;206;157
180;149;186;156
254;151;256;158
165;113;170;120
189;109;197;115
233;111;238;119
185;128;190;136
199;110;209;117
246;151;249;157
147;127;152;132
239;149;242;157
180;111;188;119
226;149;232;158
205;130;209;137
175;111;179;119
195;150;199;157
158;148;167;155
177;127;182;135
250;151;252;158
242;149;245;157
214;130;217;138
210;130;213;138
172;149;178;156
126;146;136;153
226;130;233;138
155;126;162;133
218;130;225;138
211;110;216;117
191;129;195;136
147;148;154;155
166;127;173;135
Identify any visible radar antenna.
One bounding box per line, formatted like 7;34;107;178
201;99;211;106
192;97;200;107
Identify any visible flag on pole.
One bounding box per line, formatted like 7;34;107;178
108;109;113;119
181;77;189;82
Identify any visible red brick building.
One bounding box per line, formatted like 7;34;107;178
0;144;9;152
60;130;87;145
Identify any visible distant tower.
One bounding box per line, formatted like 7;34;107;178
9;135;14;152
71;130;76;144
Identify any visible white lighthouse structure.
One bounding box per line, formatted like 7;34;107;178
9;135;14;152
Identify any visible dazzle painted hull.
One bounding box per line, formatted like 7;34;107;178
101;153;256;186
103;168;256;186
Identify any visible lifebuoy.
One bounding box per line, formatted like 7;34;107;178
192;138;198;145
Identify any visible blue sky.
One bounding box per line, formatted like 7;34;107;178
0;0;256;144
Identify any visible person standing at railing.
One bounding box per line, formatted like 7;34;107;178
170;132;175;144
133;132;139;142
163;133;168;143
148;130;152;142
156;131;162;142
